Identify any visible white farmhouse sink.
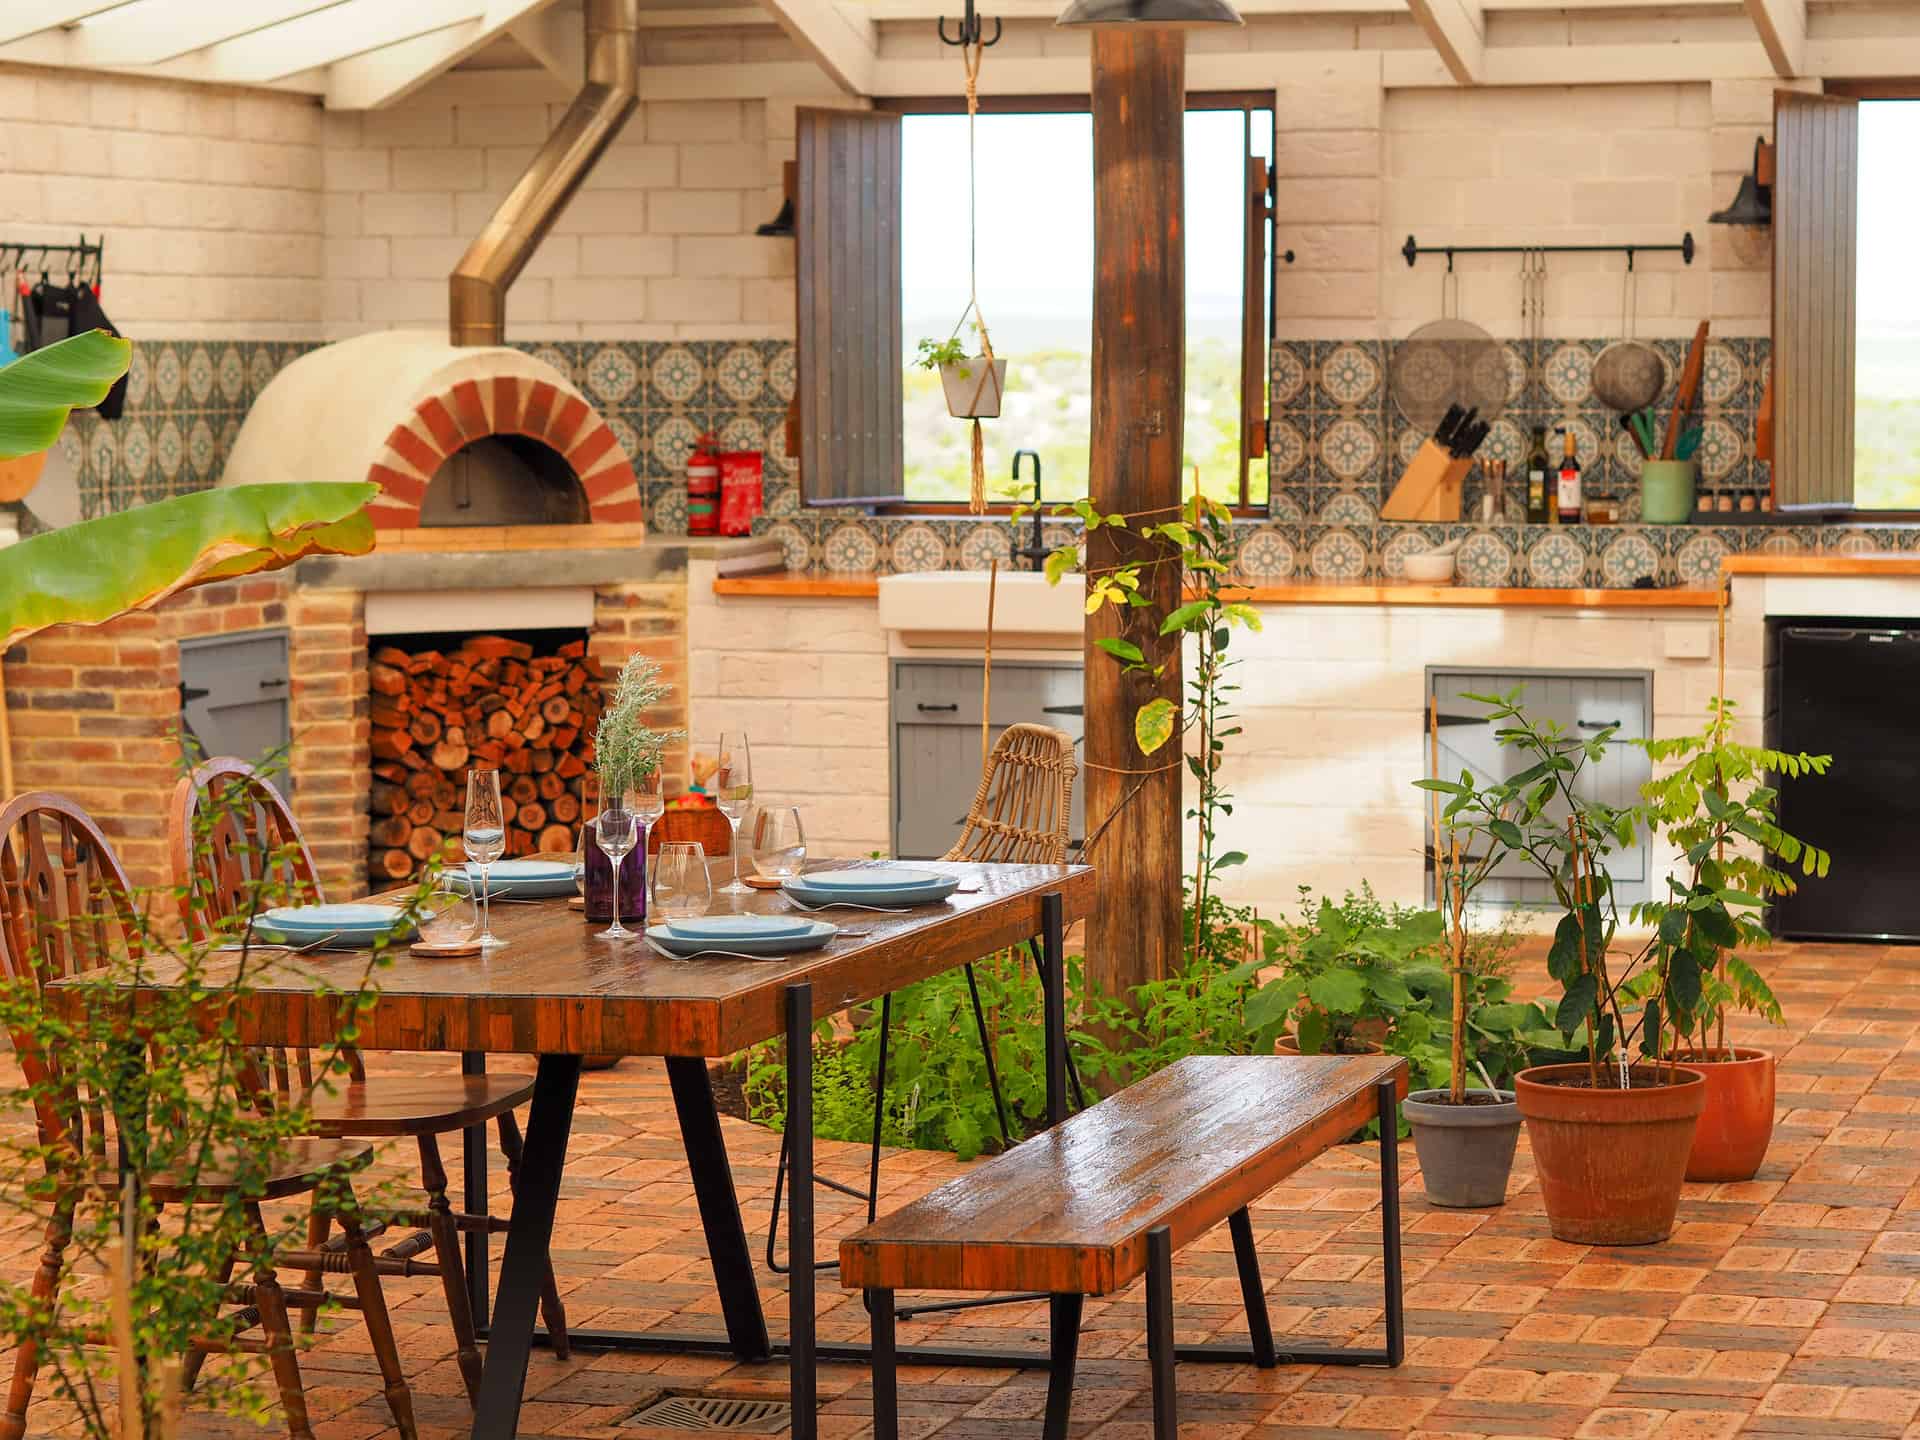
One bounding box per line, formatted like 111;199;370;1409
877;570;1085;647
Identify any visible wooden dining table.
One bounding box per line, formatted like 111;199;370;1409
57;857;1095;1440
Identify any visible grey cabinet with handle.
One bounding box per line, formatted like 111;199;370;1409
1428;668;1653;907
178;629;293;783
890;660;1084;859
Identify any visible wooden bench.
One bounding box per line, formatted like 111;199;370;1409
840;1053;1409;1440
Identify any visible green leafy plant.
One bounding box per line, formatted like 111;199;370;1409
0;328;128;457
1630;698;1829;1069
0;790;423;1440
1245;886;1444;1056
592;655;684;797
913;336;972;373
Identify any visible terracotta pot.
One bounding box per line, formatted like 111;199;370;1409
1673;1047;1775;1183
1514;1062;1705;1246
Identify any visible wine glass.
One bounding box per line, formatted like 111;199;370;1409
464;770;507;950
752;806;806;881
652;841;712;920
635;768;666;864
713;731;754;895
595;799;639;941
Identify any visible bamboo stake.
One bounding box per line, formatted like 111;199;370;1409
1714;574;1729;1058
1569;813;1599;1088
1448;834;1466;1106
981;557;999;770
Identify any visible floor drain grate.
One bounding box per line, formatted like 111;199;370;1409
625;1395;793;1433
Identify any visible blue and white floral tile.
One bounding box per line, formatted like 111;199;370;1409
889;523;949;573
1525;529;1588;587
1599;531;1660;587
1271;343;1308;409
1672;531;1730;586
1308;526;1369;581
1315;413;1385;488
763;520;812;573
646;343;707;412
1267;489;1308;523
1316;342;1385;409
1235;525;1296;581
1318;489;1376;526
957;523;1012;572
1456;528;1516;587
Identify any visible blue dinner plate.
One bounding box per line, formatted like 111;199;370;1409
782;873;960;908
452;860;580;898
799;866;946;892
646;919;838;958
667;914;815;942
255;904;416;948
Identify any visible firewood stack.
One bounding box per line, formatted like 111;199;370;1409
367;635;602;883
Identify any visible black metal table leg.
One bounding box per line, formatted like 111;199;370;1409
786;982;816;1440
1040;892;1067;1129
665;1057;772;1359
1041;1292;1082;1440
1175;1078;1406;1369
1227;1207;1278;1367
461;1050;489;1327
867;1288;898;1440
1145;1226;1177;1440
471;1053;582;1440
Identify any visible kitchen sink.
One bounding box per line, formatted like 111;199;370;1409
877;570;1085;647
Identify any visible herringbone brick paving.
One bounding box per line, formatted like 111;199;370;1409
8;938;1920;1438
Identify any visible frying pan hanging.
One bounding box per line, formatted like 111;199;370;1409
1591;262;1667;414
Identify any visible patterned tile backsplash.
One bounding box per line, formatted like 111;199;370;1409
56;331;1907;591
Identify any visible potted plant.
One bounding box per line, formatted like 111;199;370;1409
1633;698;1829;1182
915;333;1006;420
1422;689;1706;1246
585;655;682;923
1394;834;1534;1208
1246;887;1440;1056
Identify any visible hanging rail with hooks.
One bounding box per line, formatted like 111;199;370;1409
936;0;999;47
0;235;105;285
1401;232;1694;270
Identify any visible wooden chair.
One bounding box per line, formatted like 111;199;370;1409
0;793;417;1440
169;758;570;1402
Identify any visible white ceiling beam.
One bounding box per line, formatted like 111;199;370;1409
753;0;878;94
1405;0;1483;83
507;3;584;86
199;0;486;84
65;0;349;68
0;0;132;47
326;0;570;108
1743;0;1806;76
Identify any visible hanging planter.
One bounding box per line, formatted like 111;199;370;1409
916;335;1006;420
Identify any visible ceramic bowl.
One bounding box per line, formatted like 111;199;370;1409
1402;551;1456;583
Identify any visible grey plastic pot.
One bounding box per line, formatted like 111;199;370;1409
1404;1088;1521;1208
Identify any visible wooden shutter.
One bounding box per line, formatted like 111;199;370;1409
796;107;904;506
1772;90;1859;510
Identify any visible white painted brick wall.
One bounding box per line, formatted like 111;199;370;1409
0;65;324;339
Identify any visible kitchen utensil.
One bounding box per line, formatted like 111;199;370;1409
1402;551;1457;583
1675;424;1703;463
1628;407;1659;458
1592;263;1668;414
1662;320;1709;459
1391;264;1507;436
1640;459;1698;523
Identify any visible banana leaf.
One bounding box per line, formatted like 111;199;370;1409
0;329;133;459
1;483;378;651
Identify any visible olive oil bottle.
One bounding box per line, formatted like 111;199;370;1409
1525;426;1551;524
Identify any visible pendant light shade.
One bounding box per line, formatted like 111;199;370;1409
1708;137;1772;227
1056;0;1242;27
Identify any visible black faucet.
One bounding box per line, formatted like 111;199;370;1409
1011;449;1046;570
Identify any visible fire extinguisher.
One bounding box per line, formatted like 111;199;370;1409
686;432;720;536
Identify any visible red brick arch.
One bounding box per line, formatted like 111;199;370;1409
363;375;643;529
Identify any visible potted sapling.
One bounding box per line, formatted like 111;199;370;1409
1396;828;1527;1208
1246;889;1440;1057
1631;697;1829;1182
915;332;1006;420
1423;690;1706;1246
584;656;683;923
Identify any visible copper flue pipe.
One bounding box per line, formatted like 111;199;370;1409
449;0;640;345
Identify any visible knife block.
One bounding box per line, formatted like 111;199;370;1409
1380;441;1470;522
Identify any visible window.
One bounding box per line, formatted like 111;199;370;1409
795;97;1276;512
1853;98;1920;510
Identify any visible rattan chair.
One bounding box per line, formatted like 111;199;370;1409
0;793;415;1440
169;758;569;1401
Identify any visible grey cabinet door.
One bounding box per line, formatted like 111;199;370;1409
1430;669;1652;905
892;661;1083;859
178;629;292;781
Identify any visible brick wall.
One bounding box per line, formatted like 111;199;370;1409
286;588;369;901
0;64;324;340
589;581;692;799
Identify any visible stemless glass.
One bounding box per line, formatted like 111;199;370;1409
652;841;712;920
752;806;806;881
713;731;754;895
464;769;507;950
595;799;639;941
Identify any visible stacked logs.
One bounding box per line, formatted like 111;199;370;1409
367;635;602;883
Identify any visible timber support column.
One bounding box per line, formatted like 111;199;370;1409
1084;28;1186;999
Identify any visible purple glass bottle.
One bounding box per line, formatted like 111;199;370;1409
581;824;646;923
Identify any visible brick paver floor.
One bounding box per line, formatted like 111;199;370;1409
8;938;1920;1438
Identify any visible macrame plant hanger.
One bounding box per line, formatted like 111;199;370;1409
941;0;1001;514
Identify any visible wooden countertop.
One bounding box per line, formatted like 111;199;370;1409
1722;552;1920;577
712;572;1723;608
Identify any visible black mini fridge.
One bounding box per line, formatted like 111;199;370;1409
1775;624;1920;941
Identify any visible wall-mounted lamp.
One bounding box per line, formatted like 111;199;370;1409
1055;0;1242;27
1709;137;1773;227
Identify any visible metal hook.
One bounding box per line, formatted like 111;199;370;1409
937;0;999;47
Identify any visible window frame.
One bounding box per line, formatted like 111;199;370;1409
871;90;1278;517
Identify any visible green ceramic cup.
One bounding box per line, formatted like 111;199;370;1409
1640;459;1698;524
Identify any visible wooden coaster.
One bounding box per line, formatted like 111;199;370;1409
744;874;784;890
411;939;482;959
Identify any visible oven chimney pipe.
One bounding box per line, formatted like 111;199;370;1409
449;0;640;345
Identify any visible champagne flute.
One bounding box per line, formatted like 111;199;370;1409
595;799;639;941
652;841;712;920
635;768;666;869
464;770;507;951
713;731;754;896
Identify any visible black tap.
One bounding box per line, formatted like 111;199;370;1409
1011;449;1046;570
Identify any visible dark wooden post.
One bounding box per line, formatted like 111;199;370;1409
1084;29;1186;998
